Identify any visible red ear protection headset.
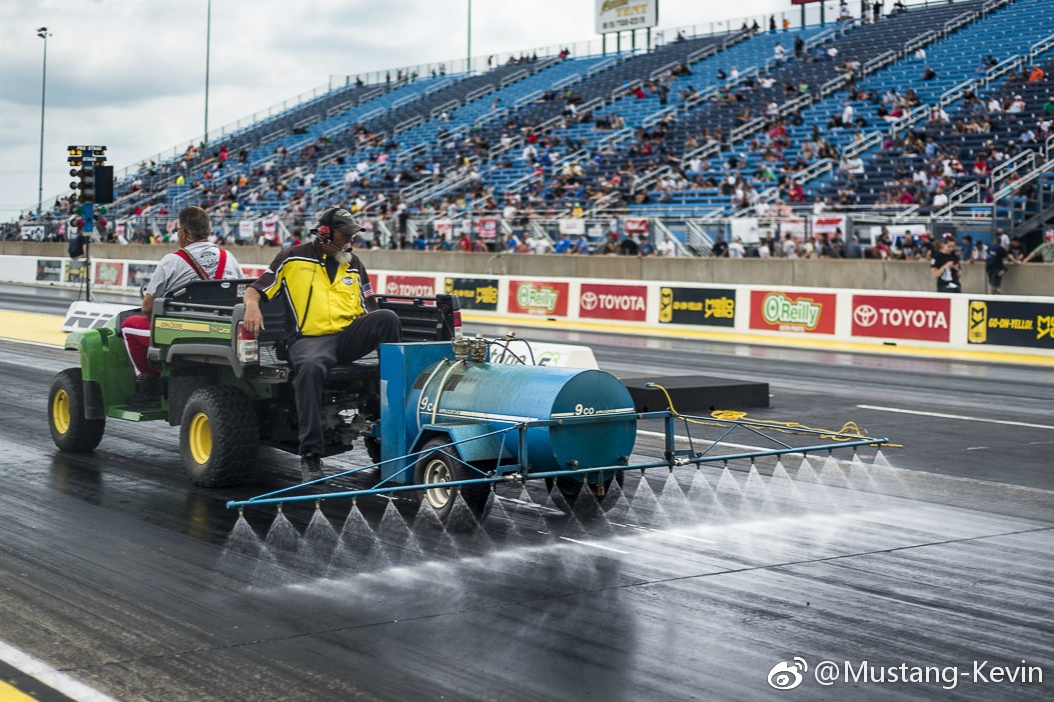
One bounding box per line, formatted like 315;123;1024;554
316;207;338;239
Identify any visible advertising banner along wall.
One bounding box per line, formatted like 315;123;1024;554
508;280;569;317
579;283;647;322
384;275;435;297
659;287;736;327
968;299;1054;349
751;290;837;334
851;295;951;342
94;261;125;288
444;277;499;311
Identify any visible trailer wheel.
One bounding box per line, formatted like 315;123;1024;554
179;386;259;487
364;436;382;465
415;438;490;522
48;368;105;453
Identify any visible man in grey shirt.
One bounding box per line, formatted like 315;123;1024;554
121;206;243;380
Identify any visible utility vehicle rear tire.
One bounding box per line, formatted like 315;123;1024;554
364;436;382;465
48;368;105;453
414;438;490;523
180;386;259;487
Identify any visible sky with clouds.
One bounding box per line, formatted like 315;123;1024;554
1;0;834;220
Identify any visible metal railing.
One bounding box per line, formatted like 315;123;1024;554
983;55;1023;87
686;45;717;65
904;30;937;56
611;78;643;102
778;93;811;118
650;217;690;256
643;107;677;129
465;84;496;103
993;157;1054;202
931;181;980;218
943;10;977;36
1029;32;1054;62
499;69;529;87
990;150;1036;190
863;50;897;76
891;104;930;136
393;115;424;135
939;78;977;108
794;158;834;186
513;89;544;108
429;99;461;119
820;73;851;99
599;127;636;148
649;61;682;81
685;219;715;256
843;132;883;159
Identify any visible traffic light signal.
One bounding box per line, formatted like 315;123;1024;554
71;164;95;203
67;146;113;204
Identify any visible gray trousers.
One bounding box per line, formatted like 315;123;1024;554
286;309;401;457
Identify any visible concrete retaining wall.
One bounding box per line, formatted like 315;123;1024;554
1;242;1046;295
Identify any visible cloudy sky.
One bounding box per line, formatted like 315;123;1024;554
1;0;837;220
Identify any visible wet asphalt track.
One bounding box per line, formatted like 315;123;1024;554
0;285;1051;702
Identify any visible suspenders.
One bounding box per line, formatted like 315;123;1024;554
174;247;228;280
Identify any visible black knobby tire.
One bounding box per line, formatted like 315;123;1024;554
364;436;382;465
414;438;490;522
179;386;259;487
48;368;105;453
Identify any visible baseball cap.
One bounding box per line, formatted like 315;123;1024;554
1045;230;1054;240
320;207;364;236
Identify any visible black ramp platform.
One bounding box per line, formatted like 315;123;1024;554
620;374;770;413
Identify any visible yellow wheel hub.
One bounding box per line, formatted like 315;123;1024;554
188;412;212;465
52;389;71;434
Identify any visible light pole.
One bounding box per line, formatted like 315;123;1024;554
467;0;471;72
204;0;211;145
37;26;50;218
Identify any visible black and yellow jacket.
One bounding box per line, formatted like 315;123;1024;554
251;242;377;337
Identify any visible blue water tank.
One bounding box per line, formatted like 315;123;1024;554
406;360;637;474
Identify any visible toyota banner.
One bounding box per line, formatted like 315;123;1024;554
579;283;648;322
851;295;951;343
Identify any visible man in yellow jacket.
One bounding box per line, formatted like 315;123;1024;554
243;207;401;481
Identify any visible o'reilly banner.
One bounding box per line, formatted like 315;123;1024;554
968;300;1054;349
596;0;657;34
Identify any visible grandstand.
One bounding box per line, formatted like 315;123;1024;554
9;0;1054;261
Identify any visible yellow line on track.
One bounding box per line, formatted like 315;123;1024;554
1;308;1050;367
462;312;1054;367
0;310;68;347
0;680;39;702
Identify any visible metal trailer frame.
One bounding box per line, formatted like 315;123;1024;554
226;410;889;511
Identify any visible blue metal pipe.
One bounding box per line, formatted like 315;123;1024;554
225;435;887;510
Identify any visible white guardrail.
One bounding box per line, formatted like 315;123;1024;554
5;255;1052;359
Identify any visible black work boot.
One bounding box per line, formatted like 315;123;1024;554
128;373;162;409
300;453;325;483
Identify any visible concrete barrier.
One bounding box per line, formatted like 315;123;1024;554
5;249;1052;361
1;242;1050;295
